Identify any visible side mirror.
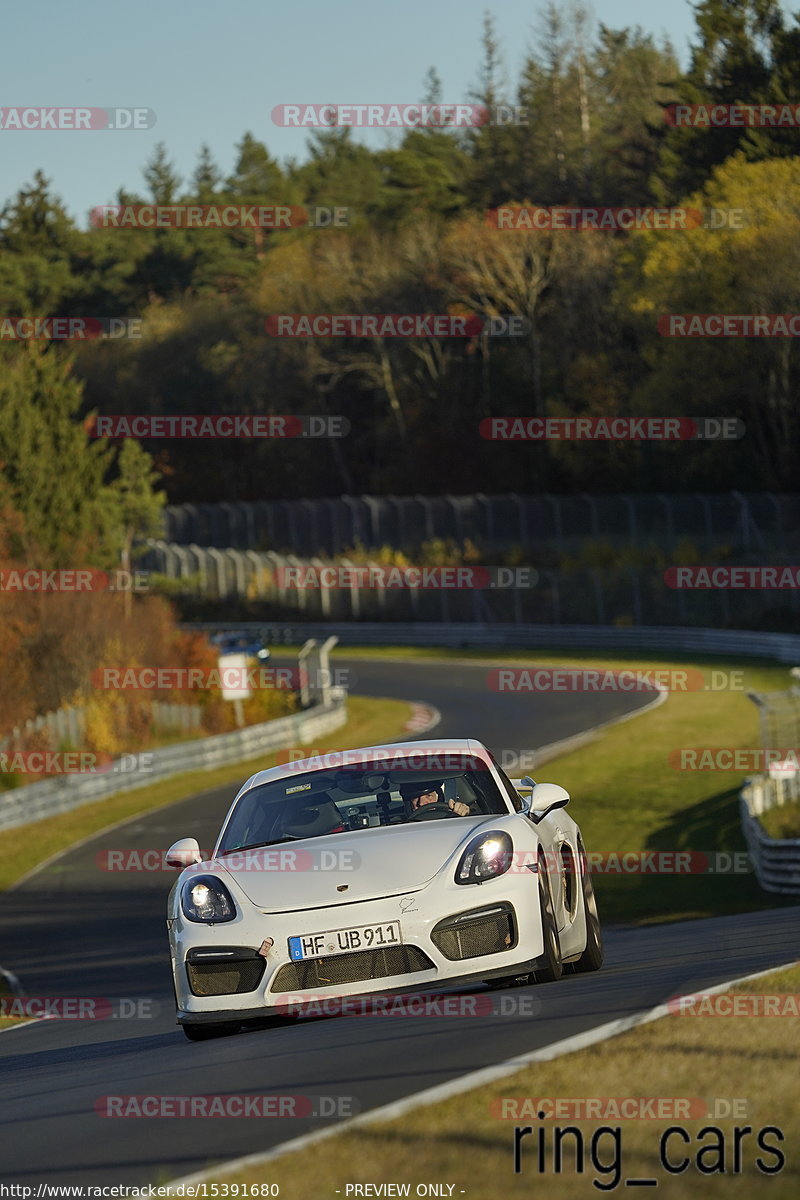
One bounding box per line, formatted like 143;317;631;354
165;837;202;868
528;782;570;823
511;776;536;814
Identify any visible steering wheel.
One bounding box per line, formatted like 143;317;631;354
407;801;457;821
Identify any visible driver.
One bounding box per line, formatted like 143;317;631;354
400;782;470;816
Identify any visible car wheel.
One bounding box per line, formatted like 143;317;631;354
182;1021;241;1041
572;839;604;974
534;856;563;983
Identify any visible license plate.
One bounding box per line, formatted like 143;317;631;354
288;921;402;961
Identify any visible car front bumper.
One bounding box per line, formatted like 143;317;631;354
170;872;545;1020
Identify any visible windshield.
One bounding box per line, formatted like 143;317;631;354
217;759;510;853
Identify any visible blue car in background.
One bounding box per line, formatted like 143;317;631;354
209;631;270;661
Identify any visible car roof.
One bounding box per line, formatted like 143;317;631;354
239;737;493;793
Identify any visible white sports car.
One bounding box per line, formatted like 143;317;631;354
165;738;603;1039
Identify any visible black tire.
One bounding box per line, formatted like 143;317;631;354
534;857;563;983
182;1021;241;1041
572;840;604;974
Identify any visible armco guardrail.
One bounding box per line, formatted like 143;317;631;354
184;621;800;664
740;775;800;894
162;492;800;556
0;698;347;833
142;541;800;628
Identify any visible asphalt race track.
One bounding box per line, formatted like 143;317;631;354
1;657;798;1186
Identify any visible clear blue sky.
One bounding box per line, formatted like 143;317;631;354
0;0;792;223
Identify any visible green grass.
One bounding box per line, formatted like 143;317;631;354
324;644;786;671
760;802;800;839
522;657;793;924
0;695;411;894
218;961;800;1199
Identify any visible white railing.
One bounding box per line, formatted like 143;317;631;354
141;541;800;628
740;774;800;894
161;492;800;556
0;700;202;754
0;698;347;833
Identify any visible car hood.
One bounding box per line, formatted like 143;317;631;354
210;817;502;913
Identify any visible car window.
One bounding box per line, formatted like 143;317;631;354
490;758;525;812
217;760;509;851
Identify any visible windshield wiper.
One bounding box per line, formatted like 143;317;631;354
218;836;302;855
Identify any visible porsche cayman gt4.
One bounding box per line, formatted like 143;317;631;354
165;738;603;1039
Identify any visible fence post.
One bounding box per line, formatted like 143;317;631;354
629;568;643;625
656;493;675;547
224;549;248;597
692;493;713;545
445;495;465;543
338;557;360;619
298;640;317;707
590;570;606;625
364;496;382;548
543;494;564;550
319;636;339;705
207;548;228;599
580;493;599;539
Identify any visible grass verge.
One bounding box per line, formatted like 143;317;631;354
760;802;800;839
516;656;793;924
0;695;411;894
214;961;800;1200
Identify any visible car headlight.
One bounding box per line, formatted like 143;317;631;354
181;874;236;923
455;831;513;885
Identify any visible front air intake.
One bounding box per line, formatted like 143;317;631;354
185;947;266;996
271;945;434;992
431;903;517;961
